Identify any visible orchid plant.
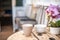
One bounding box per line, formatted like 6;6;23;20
46;4;60;27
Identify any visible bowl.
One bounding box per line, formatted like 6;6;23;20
34;24;46;33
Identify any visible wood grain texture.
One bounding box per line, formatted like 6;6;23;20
7;27;60;40
7;31;37;40
33;27;60;40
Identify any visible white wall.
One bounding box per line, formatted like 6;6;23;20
15;0;27;17
16;7;26;17
15;0;33;17
26;0;60;6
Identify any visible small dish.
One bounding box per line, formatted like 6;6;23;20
34;24;47;33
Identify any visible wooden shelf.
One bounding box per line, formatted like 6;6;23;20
2;14;12;17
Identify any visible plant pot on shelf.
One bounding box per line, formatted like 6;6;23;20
50;27;60;35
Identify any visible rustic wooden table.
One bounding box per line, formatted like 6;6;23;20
7;27;60;40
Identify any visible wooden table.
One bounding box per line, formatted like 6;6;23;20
7;28;60;40
7;31;37;40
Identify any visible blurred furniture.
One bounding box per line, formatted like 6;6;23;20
12;0;26;32
0;9;12;32
7;27;60;40
0;15;2;32
12;0;37;32
13;5;47;32
14;5;41;32
1;10;12;26
0;0;12;26
0;10;5;32
12;0;49;32
0;19;1;32
15;16;37;31
0;15;1;32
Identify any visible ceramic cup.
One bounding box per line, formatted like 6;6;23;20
22;24;33;36
34;24;46;33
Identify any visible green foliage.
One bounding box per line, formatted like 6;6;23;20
49;20;60;27
56;20;60;27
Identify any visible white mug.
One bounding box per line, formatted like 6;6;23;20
22;24;33;36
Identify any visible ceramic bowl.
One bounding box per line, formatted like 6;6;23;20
34;24;46;33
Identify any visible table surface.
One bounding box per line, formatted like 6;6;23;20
7;27;60;40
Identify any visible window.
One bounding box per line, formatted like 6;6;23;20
16;0;23;6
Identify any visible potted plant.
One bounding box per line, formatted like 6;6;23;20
46;4;60;35
49;20;60;34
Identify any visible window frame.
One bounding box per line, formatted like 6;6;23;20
16;0;23;7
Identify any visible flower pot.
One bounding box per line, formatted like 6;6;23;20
50;27;60;35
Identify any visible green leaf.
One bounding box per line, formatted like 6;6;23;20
49;20;60;27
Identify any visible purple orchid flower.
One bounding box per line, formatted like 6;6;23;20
46;4;60;18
